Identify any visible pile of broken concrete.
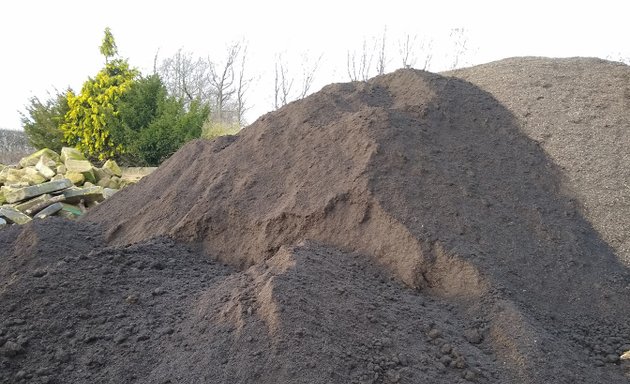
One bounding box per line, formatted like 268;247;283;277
0;147;155;227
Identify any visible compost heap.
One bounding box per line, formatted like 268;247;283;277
2;57;630;384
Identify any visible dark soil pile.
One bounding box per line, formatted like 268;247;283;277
2;58;630;383
447;57;630;265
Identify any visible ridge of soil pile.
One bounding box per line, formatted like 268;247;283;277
2;58;630;383
447;57;630;264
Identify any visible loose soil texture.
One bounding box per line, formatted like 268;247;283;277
1;57;630;383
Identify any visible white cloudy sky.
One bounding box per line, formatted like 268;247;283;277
0;0;627;130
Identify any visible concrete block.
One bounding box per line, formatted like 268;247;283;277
0;206;32;224
4;178;73;204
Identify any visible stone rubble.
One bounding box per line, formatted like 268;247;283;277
0;147;155;226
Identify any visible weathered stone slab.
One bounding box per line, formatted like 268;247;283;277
0;186;11;204
94;167;108;182
23;167;47;185
34;202;64;219
83;169;96;184
18;148;60;168
62;186;105;204
0;217;6;228
107;176;121;189
0;206;32;224
65;159;96;184
65;171;85;186
4;178;73;204
3;168;25;184
5;182;30;188
102;159;122;177
60;147;86;163
24;195;65;216
14;194;52;213
35;157;56;179
120;167;157;182
96;175;111;187
102;188;118;199
61;203;84;216
56;164;67;175
65;159;93;173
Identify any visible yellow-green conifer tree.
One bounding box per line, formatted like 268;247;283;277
61;28;138;160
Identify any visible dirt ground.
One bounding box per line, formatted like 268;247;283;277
1;57;630;383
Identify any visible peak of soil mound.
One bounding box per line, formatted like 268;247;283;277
447;57;630;265
2;58;630;383
90;64;629;314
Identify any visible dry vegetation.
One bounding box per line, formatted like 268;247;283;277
0;129;34;164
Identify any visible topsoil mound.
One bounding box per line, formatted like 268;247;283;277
1;57;630;384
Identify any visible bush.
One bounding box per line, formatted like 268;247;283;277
114;75;210;166
61;59;139;161
20;90;69;152
134;99;208;165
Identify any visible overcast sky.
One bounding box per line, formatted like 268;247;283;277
1;0;627;130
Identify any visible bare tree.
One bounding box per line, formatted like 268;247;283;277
158;49;210;107
398;34;417;69
376;26;388;75
449;28;468;69
152;48;160;75
274;55;293;109
418;38;433;70
347;38;374;81
273;52;322;109
298;53;322;99
208;42;240;123
235;44;251;126
398;33;433;70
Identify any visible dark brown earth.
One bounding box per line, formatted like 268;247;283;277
2;57;630;383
